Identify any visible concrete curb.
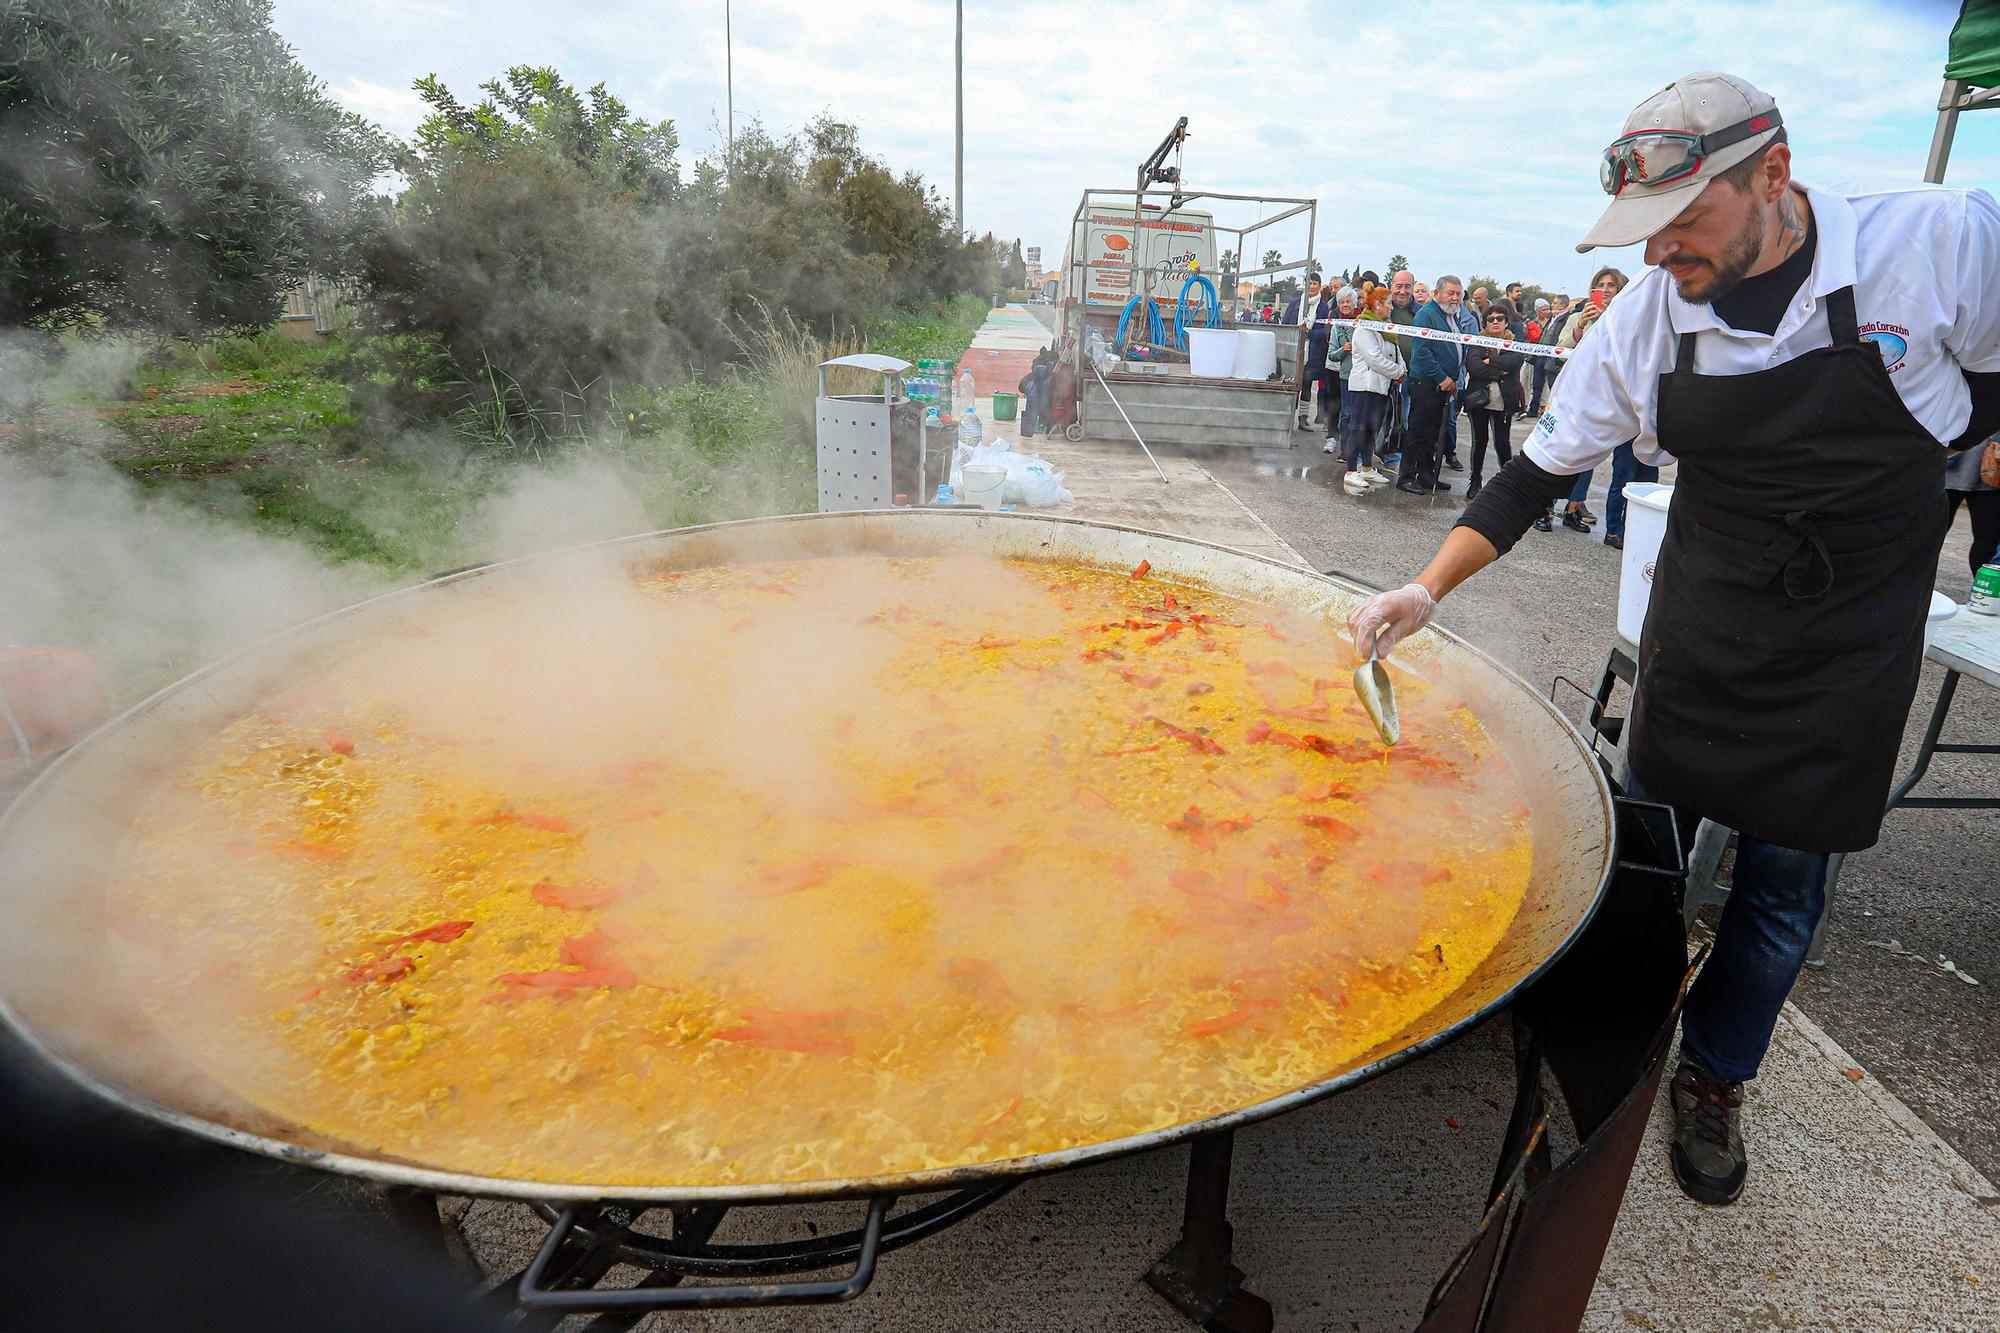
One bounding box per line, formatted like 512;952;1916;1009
1782;1001;2000;1203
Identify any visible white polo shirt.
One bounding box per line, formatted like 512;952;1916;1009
1524;182;2000;474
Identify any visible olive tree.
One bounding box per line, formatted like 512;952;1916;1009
0;0;387;334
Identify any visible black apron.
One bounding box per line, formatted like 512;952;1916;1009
1630;286;1951;853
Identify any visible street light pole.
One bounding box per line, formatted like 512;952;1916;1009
954;0;963;235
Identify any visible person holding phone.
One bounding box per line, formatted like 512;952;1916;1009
1346;73;2000;1209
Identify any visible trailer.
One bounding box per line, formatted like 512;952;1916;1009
1056;119;1318;455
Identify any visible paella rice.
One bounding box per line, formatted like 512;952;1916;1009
105;553;1534;1187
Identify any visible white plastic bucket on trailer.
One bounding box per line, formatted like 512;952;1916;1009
1618;483;1673;646
1188;328;1239;378
1231;329;1277;380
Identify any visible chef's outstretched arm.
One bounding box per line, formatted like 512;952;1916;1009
1348;302;1645;660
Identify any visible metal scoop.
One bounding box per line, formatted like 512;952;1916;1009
1353;629;1400;747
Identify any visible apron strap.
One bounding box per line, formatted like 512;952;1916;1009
1825;285;1860;348
1674;330;1697;379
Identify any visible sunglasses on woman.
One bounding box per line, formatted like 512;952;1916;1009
1599;109;1782;196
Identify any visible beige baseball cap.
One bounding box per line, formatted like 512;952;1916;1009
1577;73;1783;253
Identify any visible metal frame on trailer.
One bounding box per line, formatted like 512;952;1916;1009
1060;183;1318;447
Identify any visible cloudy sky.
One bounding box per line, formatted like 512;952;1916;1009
276;0;1998;294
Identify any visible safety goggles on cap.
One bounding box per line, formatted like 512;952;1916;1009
1598;109;1782;196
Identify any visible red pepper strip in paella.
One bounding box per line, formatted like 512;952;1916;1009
972;1093;1023;1142
714;1007;873;1056
934;844;1021;885
345;956;414;984
947;957;1014;1001
737;860;836;898
1298;814;1359;837
1186;997;1280;1037
557;930;624;970
1166;806;1215;851
531;879;620;910
488;965;638;999
1148;717;1224;754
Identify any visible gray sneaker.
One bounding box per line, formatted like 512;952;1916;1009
1669;1058;1747;1204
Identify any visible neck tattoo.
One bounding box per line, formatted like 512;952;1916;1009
1774;190;1807;263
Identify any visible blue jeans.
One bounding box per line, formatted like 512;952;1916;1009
1527;360;1551;417
1567;468;1593;505
1441;391;1461;458
1628;773;1830;1083
1683;835;1829;1082
1604;442;1657;538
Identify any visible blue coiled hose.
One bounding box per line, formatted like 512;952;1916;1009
1173;274;1221;351
1116;294;1165;352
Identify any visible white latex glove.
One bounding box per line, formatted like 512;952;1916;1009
1347;583;1438;662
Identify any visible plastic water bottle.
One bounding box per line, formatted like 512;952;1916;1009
957;406;982;447
957;368;975;403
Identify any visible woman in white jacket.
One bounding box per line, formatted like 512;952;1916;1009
1340;284;1404;493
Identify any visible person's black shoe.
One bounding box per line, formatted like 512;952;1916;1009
1533;512;1554;532
1428;479;1451;494
1561;509;1591;533
1604;532;1624;550
1442;455;1465;472
1668;1058;1747;1204
1577;504;1599;522
1394;479;1430;496
1465;477;1483;499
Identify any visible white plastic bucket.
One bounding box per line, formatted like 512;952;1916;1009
1188;328;1239;378
1231;329;1277;380
960;464;1006;511
1617;483;1673;646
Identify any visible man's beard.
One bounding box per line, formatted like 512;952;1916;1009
1438;301;1459;317
1667;207;1765;304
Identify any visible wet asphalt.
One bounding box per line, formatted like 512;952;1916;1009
1201;425;2000;1183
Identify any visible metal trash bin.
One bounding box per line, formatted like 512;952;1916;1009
816;354;922;511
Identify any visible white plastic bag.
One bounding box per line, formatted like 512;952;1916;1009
1006;456;1072;507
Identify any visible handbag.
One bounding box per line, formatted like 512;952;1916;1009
1462;353;1493;410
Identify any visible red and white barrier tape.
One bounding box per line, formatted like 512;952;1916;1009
1320;317;1572;361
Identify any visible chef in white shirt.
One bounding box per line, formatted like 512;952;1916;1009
1345;72;2000;1208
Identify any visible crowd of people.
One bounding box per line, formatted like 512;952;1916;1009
1276;267;1652;550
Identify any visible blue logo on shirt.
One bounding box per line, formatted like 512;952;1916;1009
1860;329;1908;374
1535;411;1557;438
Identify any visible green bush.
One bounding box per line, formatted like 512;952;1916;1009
359;68;1008;444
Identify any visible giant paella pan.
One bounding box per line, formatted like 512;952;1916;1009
0;512;1614;1212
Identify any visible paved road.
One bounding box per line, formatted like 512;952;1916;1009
1201;425;2000;1183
